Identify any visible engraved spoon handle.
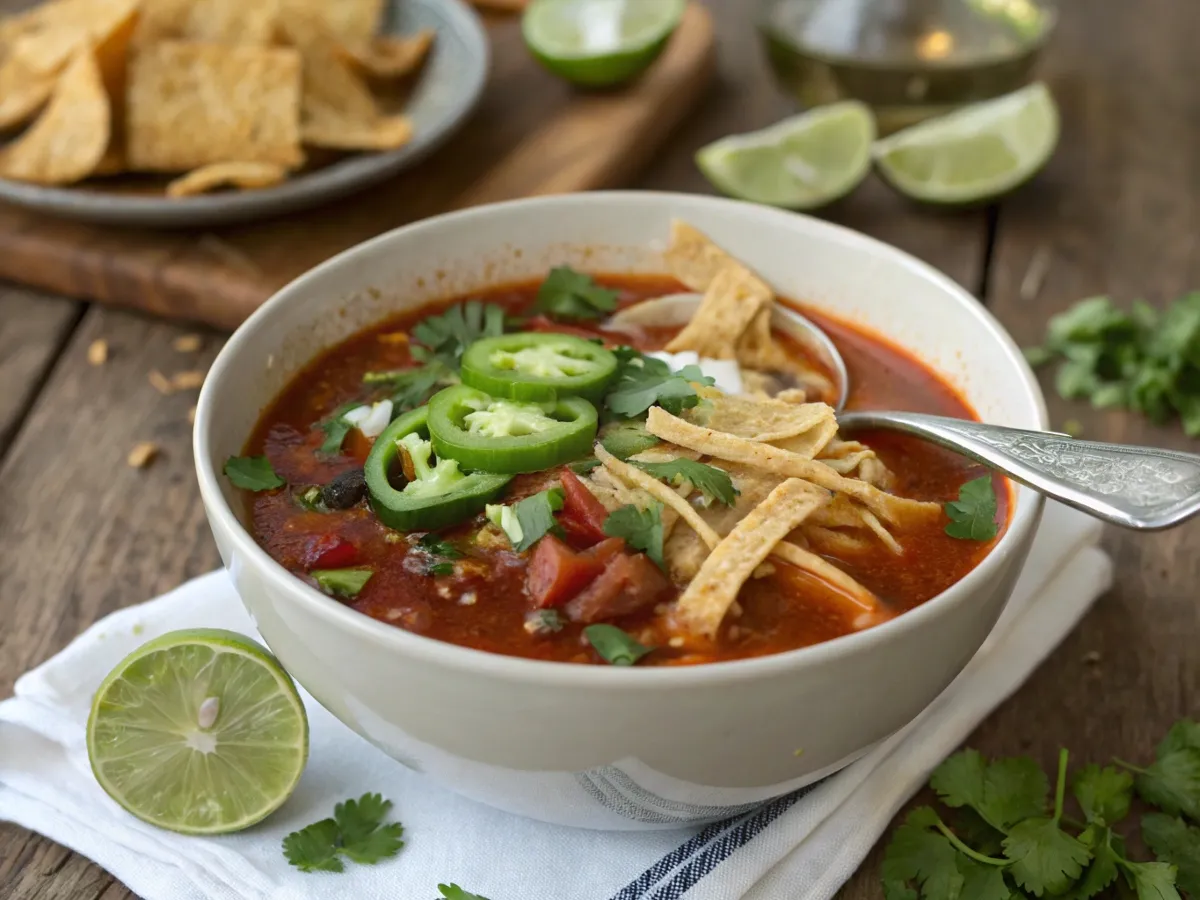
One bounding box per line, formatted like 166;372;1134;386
838;410;1200;530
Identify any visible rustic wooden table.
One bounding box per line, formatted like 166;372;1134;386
1;0;1196;897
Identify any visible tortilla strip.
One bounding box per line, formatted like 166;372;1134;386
646;407;941;528
672;478;831;638
737;305;792;371
664;264;771;359
803;526;873;556
696;393;837;445
664;220;743;292
769;541;880;616
596;446;721;548
166;160;288;197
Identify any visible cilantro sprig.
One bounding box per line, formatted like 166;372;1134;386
416;533;463;576
364;362;456;413
634;458;739;507
486;488;564;552
283;793;405;873
224;455;285;491
437;885;492;900
603;501;665;571
1025;292;1200;436
944;476;1000;541
605;347;715;420
884;719;1200;900
411;300;506;369
533;266;619;320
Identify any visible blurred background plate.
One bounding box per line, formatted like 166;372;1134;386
0;0;489;229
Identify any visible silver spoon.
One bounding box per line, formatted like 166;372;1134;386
608;295;1200;531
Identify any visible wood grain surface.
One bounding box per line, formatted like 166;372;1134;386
0;0;1196;898
0;5;715;330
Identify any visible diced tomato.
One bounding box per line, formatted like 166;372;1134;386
526;536;624;608
558;469;610;546
565;552;670;624
304;534;359;570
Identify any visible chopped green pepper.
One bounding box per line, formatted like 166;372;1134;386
427;385;598;474
364;407;511;532
460;332;617;402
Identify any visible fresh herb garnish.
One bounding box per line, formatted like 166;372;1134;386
318;402;359;455
416;533;463;576
312;567;374;598
411;301;505;369
1025;292;1200;436
944;476;1000;541
882;720;1200;900
533;266;619;320
295;485;327;512
568;457;602;475
602;502;665;571
365;363;456;413
584;623;653;666
223;455;284;491
635;459;739;507
486;488;564;552
524;608;566;635
437;885;491;900
599;417;660;459
605;347;715;420
1117;719;1200;821
283;793;404;873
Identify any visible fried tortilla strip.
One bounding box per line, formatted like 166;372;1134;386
597;445;722;547
695;392;838;452
646;407;941;527
769;541;882;623
338;30;434;81
0;49;109;184
665;220;744;292
126;41;304;172
166;160;288;196
817;437;895;489
279;0;384;43
672;478;830;638
664;256;771;359
807;495;903;555
737;305;792;371
803;525;873;556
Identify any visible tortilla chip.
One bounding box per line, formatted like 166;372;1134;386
0;50;109;184
645;407;942;528
11;0;140;74
338;30;434;81
279;0;383;43
126;41;304;172
166;160;288;196
736;306;792;371
665;220;743;293
277;11;380;136
131;0;190;43
672;479;831;638
694;393;838;449
301;109;413;151
664;265;772;359
0;56;57;130
180;0;278;46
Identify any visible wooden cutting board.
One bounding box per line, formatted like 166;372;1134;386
0;4;715;330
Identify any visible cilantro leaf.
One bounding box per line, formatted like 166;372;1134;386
1073;765;1133;826
1120;860;1181;900
513;488;564;552
584;623;653;666
882;807;965;900
1143;814;1200;896
1131;750;1200;822
957;857;1014;900
599;417;660;459
1059;828;1119;900
603;502;664;571
312;567;374;598
604;347;714;420
1003;818;1092;896
224;455;285;491
411;301;505;368
533;266;619;320
365;364;454;413
283;794;405;874
930;750;1047;832
418;534;464;559
930;749;988;816
944;476;1000;541
282;818;344;873
1160;720;1200;757
568;457;602;475
634;459;739;506
437;885;491;900
881;880;918;900
317;402;360;455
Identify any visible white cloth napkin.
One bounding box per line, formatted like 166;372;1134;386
0;502;1111;900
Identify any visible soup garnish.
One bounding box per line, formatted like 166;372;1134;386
228;221;1006;666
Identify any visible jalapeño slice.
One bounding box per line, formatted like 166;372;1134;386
460;332;617;402
364;406;511;532
427;385;598;474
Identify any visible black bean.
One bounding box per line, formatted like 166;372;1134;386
322;468;367;509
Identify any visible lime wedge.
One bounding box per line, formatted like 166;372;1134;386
872;82;1059;205
87;629;308;835
522;0;686;88
695;102;876;210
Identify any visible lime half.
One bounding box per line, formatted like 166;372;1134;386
87;629;309;835
696;102;876;210
523;0;686;88
873;82;1059;205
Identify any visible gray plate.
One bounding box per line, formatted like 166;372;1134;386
0;0;488;228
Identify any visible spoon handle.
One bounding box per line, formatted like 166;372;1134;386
838;410;1200;530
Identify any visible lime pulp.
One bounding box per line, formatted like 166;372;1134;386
87;628;309;835
696;101;876;210
522;0;686;88
872;81;1059;205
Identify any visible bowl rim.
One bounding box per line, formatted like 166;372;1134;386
194;190;1048;689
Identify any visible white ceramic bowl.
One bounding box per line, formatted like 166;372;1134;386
194;192;1047;831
